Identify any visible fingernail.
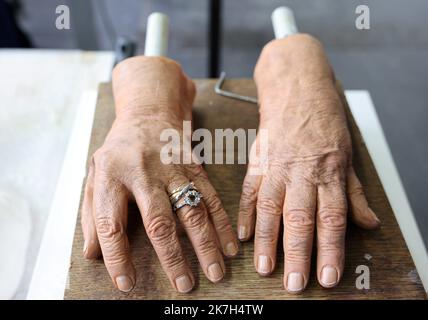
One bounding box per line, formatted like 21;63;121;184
83;241;87;255
238;225;247;240
257;255;272;275
116;275;134;292
369;208;381;225
175;274;193;293
225;241;238;256
208;262;224;282
320;265;338;287
286;272;304;293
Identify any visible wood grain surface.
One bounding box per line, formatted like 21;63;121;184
65;79;425;299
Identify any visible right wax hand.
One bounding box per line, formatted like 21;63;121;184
81;56;238;293
238;34;380;293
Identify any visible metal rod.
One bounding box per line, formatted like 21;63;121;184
213;7;299;103
214;71;258;104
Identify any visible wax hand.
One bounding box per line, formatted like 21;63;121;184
238;34;380;293
81;56;238;293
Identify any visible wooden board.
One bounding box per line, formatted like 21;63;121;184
65;80;425;299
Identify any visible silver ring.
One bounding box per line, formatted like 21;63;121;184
169;182;195;204
169;182;202;211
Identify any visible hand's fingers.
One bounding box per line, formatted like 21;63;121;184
169;176;226;283
81;161;101;259
133;178;194;293
347;166;381;229
316;182;347;288
238;171;262;241
283;182;316;293
189;167;238;257
93;171;135;292
254;174;285;276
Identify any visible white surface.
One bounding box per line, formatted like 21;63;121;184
0;191;31;299
271;7;298;39
144;12;169;57
27;91;98;300
346;91;428;292
0;49;114;299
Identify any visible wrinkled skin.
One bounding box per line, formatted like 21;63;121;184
238;34;380;293
82;56;238;293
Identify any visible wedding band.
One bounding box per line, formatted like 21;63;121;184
168;182;202;211
169;182;195;204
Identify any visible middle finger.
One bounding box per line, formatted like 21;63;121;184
283;182;317;293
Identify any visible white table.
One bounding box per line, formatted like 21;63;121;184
0;49;114;299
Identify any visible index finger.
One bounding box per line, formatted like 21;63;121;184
93;171;135;292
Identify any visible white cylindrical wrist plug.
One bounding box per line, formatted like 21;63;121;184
271;6;298;39
144;12;169;57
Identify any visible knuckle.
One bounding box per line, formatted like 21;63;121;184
194;226;218;255
181;207;206;228
317;231;345;257
96;216;125;242
255;228;277;245
204;195;230;232
257;198;281;217
284;212;314;263
239;208;254;221
240;180;258;207
93;149;117;173
103;239;130;266
167;174;188;191
264;169;286;191
318;238;344;254
186;164;207;178
130;170;152;194
161;240;186;269
124;165;146;189
318;208;347;230
284;209;315;233
104;252;129;267
204;194;224;216
285;238;312;263
348;185;365;197
146;215;176;243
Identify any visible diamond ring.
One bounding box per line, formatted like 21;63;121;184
169;182;202;211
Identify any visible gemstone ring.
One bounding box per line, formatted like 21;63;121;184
169;182;202;211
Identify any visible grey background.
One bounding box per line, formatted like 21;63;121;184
16;0;428;248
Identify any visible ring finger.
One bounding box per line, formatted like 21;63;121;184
169;176;226;283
